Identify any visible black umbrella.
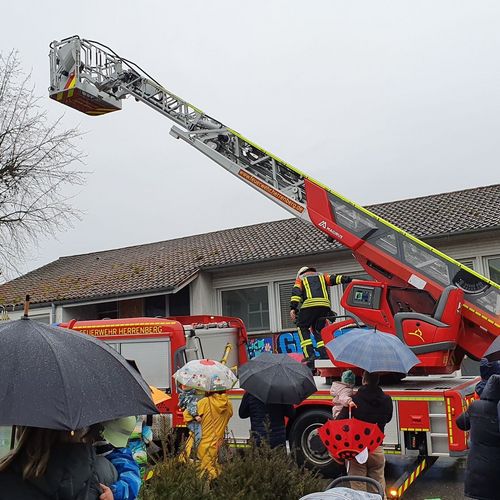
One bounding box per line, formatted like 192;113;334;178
0;318;157;430
484;336;500;362
238;353;317;404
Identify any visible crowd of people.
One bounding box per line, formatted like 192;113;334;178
1;360;499;499
0;261;497;500
0;417;142;500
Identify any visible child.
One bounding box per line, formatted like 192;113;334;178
178;384;202;458
330;370;356;419
128;415;153;479
197;391;233;480
95;416;142;500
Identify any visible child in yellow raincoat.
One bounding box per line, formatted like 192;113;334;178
197;391;233;480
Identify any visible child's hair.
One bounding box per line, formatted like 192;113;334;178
341;370;356;386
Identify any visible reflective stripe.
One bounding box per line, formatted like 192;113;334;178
300;298;331;308
303;278;312;299
319;274;328;298
316;341;325;347
335;275;343;285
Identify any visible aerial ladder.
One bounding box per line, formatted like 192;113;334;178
48;36;500;374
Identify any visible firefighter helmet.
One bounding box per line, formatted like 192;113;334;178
297;266;316;278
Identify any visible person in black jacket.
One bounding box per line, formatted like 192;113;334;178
238;391;295;448
0;426;116;500
456;374;500;500
337;371;393;498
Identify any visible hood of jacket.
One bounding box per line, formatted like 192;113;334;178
480;358;500;380
481;374;500;402
475;358;500;395
330;381;353;395
356;384;388;408
207;393;231;413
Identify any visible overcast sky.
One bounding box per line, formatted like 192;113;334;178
2;1;499;278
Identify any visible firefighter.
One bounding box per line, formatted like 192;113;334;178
290;266;353;361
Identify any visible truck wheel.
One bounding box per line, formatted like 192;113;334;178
289;408;343;478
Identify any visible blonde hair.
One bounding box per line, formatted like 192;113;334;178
0;427;81;480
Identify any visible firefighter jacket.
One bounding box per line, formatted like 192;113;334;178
290;272;349;310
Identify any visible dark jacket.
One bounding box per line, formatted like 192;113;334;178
475;358;500;396
456;375;500;500
337;384;393;432
0;443;103;500
239;392;295;448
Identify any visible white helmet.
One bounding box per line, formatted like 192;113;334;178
297;266;315;278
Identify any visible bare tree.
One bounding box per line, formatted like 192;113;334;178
0;51;85;279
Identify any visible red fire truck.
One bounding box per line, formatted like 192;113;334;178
49;36;499;497
59;314;477;498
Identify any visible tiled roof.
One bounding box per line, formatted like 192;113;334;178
1;184;499;306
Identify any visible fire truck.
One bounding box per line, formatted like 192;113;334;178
49;36;500;497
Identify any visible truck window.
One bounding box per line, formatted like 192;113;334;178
120;340;171;390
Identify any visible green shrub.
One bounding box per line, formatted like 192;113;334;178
139;458;208;500
212;442;328;500
139;441;328;500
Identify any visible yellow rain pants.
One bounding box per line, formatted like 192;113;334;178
196;393;233;479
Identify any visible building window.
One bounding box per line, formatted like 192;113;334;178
97;302;118;319
145;295;166;317
486;256;500;284
170;287;190;316
278;281;295;331
221;286;269;333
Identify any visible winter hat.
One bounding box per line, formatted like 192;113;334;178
341;370;355;386
102;416;137;448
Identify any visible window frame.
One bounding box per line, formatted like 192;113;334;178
217;283;272;334
484;255;500;282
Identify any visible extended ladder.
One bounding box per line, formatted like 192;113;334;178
48;36;500;348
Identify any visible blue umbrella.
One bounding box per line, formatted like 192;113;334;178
326;328;420;373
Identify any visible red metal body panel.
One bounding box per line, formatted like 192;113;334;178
398;401;431;431
303;179;499;361
59;315;249;426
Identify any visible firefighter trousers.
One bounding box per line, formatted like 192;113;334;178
296;306;332;359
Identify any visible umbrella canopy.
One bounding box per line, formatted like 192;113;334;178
326;328;420;374
484;336;500;362
238;352;317;404
173;359;237;392
150;386;171;405
318;417;385;461
0;319;157;430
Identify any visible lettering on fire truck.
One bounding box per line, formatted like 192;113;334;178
73;322;177;337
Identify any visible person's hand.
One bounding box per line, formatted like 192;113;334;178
195;415;202;422
99;484;114;500
290;309;297;321
348;400;357;409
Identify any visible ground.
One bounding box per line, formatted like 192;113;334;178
385;456;466;499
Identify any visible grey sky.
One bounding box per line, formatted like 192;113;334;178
2;1;499;278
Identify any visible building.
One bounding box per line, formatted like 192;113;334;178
0;183;499;360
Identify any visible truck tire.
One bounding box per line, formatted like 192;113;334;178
289;408;343;478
